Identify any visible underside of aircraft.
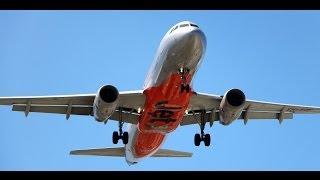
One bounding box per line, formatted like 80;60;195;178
1;21;320;164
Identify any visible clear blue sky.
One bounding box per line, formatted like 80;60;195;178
1;11;320;170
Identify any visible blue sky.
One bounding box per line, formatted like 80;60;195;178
1;11;320;170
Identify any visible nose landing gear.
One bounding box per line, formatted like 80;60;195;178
181;84;191;93
179;67;191;93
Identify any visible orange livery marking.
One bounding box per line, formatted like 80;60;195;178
134;72;193;157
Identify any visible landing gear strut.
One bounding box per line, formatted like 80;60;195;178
112;108;129;145
179;67;191;93
194;110;211;147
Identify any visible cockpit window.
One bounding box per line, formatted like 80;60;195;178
170;26;178;33
190;23;199;28
180;24;189;28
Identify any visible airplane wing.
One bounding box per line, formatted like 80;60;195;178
0;90;145;124
181;92;320;126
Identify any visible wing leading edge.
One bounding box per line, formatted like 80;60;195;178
182;92;320;126
2;91;319;126
0;90;145;124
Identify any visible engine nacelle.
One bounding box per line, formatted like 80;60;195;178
219;88;246;125
93;85;119;123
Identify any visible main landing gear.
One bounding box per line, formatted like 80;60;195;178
112;108;129;145
194;110;211;147
112;130;128;145
179;67;191;93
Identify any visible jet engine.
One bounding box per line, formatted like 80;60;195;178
219;88;246;125
93;85;119;123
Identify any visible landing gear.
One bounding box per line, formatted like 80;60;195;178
194;133;201;146
194;133;210;146
112;108;129;145
112;131;119;144
179;67;191;93
112;130;129;145
181;84;190;93
123;132;129;144
194;110;211;147
204;134;211;146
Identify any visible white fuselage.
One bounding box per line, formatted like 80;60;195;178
124;21;206;164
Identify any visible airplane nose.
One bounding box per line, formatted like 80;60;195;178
176;28;206;57
167;27;206;71
186;28;206;50
174;28;206;54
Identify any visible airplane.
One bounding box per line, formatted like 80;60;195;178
1;20;320;165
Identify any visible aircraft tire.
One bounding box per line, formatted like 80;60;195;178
194;133;201;146
123;132;129;144
204;134;211;146
112;131;119;144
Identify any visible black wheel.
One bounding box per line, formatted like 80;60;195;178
194;133;201;146
122;132;129;144
204;134;211;146
112;131;119;144
186;85;190;93
181;84;190;93
180;84;185;93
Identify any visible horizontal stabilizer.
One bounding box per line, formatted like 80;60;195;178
152;148;192;157
70;147;192;157
70;147;125;157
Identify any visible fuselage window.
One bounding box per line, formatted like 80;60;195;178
190;24;199;28
180;24;189;28
170;26;178;33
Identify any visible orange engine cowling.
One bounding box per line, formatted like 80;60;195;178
93;85;119;123
219;89;246;125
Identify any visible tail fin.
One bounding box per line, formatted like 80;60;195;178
70;147;192;157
